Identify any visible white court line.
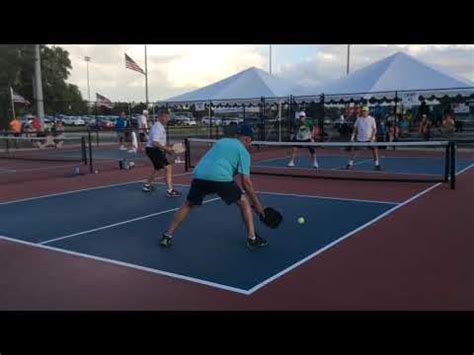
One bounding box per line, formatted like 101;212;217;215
166;183;399;205
0;171;192;206
0;234;250;295
245;182;442;295
2;163;472;295
0;163;79;174
256;191;398;205
39;197;220;245
246;162;474;295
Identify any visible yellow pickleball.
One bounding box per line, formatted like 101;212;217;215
297;217;305;225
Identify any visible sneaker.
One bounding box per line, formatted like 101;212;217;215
160;233;172;248
346;164;353;170
119;145;127;151
374;165;382;171
127;149;137;154
287;161;295;167
247;234;268;250
166;189;182;197
142;184;154;192
313;162;319;169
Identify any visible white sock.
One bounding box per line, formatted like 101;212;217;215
313;158;319;167
168;188;173;192
375;160;379;166
248;235;256;240
348;160;354;166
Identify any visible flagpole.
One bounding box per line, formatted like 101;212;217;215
145;45;149;108
10;87;16;122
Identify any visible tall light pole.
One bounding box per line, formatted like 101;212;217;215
269;45;272;74
84;56;91;103
346;45;351;76
145;45;149;108
34;45;45;130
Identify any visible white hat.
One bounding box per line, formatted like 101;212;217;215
299;111;306;118
143;110;149;115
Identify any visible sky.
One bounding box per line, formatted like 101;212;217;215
55;45;474;103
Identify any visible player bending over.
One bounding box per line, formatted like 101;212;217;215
161;124;268;250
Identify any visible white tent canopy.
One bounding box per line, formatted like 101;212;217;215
299;52;474;103
163;67;304;106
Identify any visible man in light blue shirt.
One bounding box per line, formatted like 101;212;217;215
161;125;268;250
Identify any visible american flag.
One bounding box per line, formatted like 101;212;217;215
10;88;30;104
96;93;113;109
125;53;145;75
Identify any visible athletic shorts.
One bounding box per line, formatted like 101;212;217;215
187;179;243;206
292;138;315;154
139;132;147;142
352;140;376;150
145;147;169;170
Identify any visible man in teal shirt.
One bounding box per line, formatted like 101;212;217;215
161;125;268;249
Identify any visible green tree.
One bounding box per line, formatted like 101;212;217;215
0;45;87;129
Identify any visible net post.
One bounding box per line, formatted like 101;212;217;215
81;137;87;165
444;142;449;182
184;137;190;172
88;130;93;174
449;141;456;189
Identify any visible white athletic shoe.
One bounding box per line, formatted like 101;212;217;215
127;149;137;154
287;161;295;167
119;145;127;150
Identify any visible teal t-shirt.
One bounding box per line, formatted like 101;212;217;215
193;138;251;182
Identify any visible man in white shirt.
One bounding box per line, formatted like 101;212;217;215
142;109;181;197
346;106;382;170
138;110;149;150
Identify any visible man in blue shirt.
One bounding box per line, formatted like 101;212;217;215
161;125;268;249
116;112;127;150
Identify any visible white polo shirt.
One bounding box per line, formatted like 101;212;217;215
146;121;167;148
354;115;377;141
138;115;148;130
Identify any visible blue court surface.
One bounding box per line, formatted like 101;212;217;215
254;154;473;176
0;182;400;294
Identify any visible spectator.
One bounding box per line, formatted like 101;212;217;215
53;119;65;138
31;116;44;137
116;112;127;150
440;112;455;137
418;114;432;140
9;117;22;137
399;115;410;137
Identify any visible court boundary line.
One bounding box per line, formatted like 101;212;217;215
169;183;399;205
245;163;474;295
39;197;220;245
0;234;250;295
0;171;192;206
1;164;472;296
245;182;442;295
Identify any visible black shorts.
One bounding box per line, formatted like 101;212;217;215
352;140;376;150
292;138;315;154
187;179;243;206
146;147;169;170
139;132;147;142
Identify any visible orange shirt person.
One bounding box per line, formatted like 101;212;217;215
9;117;22;136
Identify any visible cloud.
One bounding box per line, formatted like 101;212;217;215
56;44;267;102
277;45;474;87
55;44;473;103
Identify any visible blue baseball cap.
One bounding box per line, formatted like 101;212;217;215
238;124;254;139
